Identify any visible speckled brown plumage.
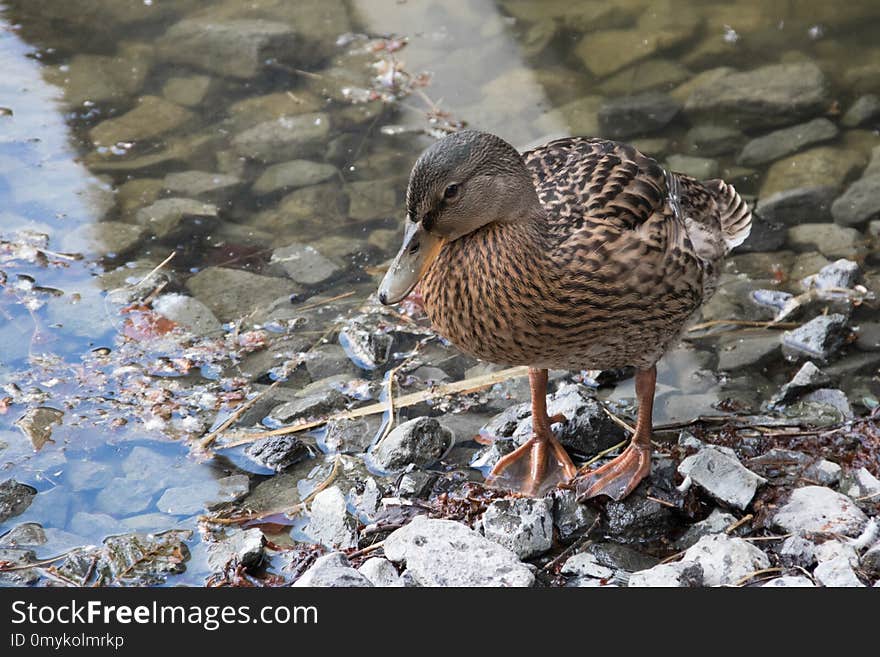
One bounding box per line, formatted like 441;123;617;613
419;136;751;371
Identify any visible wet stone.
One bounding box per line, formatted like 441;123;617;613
481;497;553;559
396;468;437;499
685;125;744;157
845;467;880;500
305;486;357;550
232;113;330;163
338;322;392;371
15;407;64;451
186;267;299;324
60;222;145;256
597;92;680;139
70;512;127;538
674;508;737;550
270;243;341;286
152;293;222;336
207;528;266;573
786;223;863;259
604;481;676;544
90;96;192;146
252;160;338;195
157;475;250;515
831;174;880;227
0;479;37;523
781;314;850;361
135;198;218;238
682;533;770;586
552;489;600;541
842;94;880;128
683;62;830;130
95;477;157;516
678;446;766;510
268;388;347;425
369;417;452;472
665;154;718;179
773;486;868;537
163;171;242;202
628;561;703;588
856;321;880;351
162;75;212;107
802;388;853;419
49;45;151;106
738;118;839;167
245;435;312;472
323;416;381;454
0;548;38;585
304;344;359;381
0;523;46;548
293;552;372;587
769;361;832;407
358;557;403;587
716;334;781;371
157;19;306;79
346;180;399;222
383;516;534;587
801;258;860;291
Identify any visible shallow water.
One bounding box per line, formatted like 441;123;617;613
1;0;879;585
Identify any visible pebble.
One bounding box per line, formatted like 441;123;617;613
162;75;212;107
781;314;850;361
777;534;817;568
604;483;676;543
60;222;145;256
804;459;843;487
268;388;347;425
685;124;745;157
323;417;381;454
665;154;718;179
293;552;373;587
801;388;853;419
135;198;218;238
163;170;242;202
597;92;681;139
738;118;838;167
481;497;554;559
861;542;880;577
845;467;880;500
152;293;222;336
270;243;341;286
157;475;249;515
0;523;47;548
773;486;868;537
681;533;770;586
305;486;357;550
800;258;860;291
383;516;534;587
232;113;331;163
831;173;880;227
678;446;766;510
369;417;452;472
15;407;64;450
628;561;704;587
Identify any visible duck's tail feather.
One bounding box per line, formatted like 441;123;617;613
706;178;752;252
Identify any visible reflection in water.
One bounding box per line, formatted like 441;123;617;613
0;0;879;584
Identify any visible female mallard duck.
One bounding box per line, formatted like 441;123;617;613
378;130;751;500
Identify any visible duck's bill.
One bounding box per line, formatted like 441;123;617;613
378;221;445;305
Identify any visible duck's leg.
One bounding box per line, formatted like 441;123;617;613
574;365;656;501
487;368;578;496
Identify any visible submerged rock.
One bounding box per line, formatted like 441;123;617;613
0;479;37;523
89;96;192;146
831;174;880;227
769;361;831;407
481;497;553;559
232;113;330;163
773;486;868;537
270;242;341;286
738;118;838;167
842;94;880;128
293;552;373;587
383;516;534;587
152;293;222;336
786;223;863;259
163;170;242;202
678;446;766;510
14;407;63;450
681;534;770;586
253;160;338;195
597;92;680;139
186;267;299;323
781;314;850;361
369;417;452;471
135;198;218;238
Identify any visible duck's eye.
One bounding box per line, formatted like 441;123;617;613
443;183;460;199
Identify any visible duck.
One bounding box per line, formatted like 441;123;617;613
378;130;751;500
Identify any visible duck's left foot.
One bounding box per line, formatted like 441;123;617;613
573;442;651;501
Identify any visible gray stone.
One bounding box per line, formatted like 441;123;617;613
846;467;880;500
682;533;770;586
49;45;151;106
65;460;114;492
157;19;306;79
369;417;452;472
814;554;865;587
781;314;850;361
232;113;330;163
597;92;680;139
716;334;780;371
338;322;392;371
207;528;266;572
861;542;880;577
804;459;842;487
0;480;37;523
684;124;745;157
163;171;242;202
842;94;880;128
383;516;534;587
856;321;880;351
186;267;299;323
553;489;600;541
60;221;145;256
628;561;704;587
0;548;38;585
135;198;218;238
0;523;46;548
270;243;341;286
832;176;880;227
396;469;436;499
293;552;373;587
245;435;311;471
778;534;817;568
152;293;222;336
802;389;853;419
773;486;868;537
305;486;356;550
162;75;212;107
481;498;553;559
323;417;381;454
678;446;765;510
801;259;860;291
357;557;403;587
157;475;249;515
303;345;358;381
738;118;839;167
346;180;399;221
90;96;192;146
604;484;676;544
674;508;737;550
268;387;347;425
665;154;718;179
759;187;839;225
787;223;863;259
769;361;831;407
683;62;830;130
561;552;614;580
762;576;815;587
70;512;127;537
252;160;338;195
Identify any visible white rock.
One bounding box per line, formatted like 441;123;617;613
762;576;815;587
814;555;865;587
293;552;372;587
678;446;766;510
481;497;553;559
305;486;356;549
773;486;868;537
383;516;534;587
846;467;880;500
778;534;817;567
682;534;770;586
814;540;858;566
561;552;614;580
357;557;403;587
674;508;737;549
628;561;704;587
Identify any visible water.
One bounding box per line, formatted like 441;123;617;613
1;0;879;584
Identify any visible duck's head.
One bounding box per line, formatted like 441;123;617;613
378;129;537;304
